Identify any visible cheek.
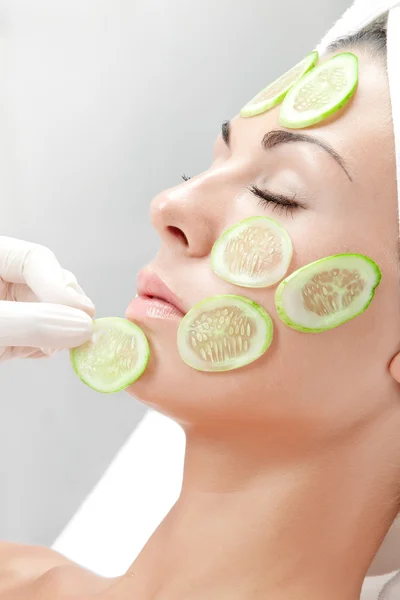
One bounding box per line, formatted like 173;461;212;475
128;212;397;427
127;279;389;430
264;279;393;429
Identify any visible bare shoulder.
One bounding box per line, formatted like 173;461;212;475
0;541;111;599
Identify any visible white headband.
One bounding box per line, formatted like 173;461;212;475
315;0;400;586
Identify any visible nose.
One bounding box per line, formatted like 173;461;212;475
150;176;220;258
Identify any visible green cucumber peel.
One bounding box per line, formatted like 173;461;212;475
240;51;319;118
211;216;293;288
177;294;273;372
275;253;381;333
279;52;358;129
70;317;150;393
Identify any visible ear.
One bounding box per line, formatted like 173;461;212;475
389;352;400;384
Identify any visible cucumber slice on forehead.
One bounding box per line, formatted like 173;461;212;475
177;295;273;372
211;216;292;288
275;254;381;333
240;51;318;118
70;318;150;393
279;52;358;129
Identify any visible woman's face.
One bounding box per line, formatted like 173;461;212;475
126;47;400;433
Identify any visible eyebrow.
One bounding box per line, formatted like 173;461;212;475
221;120;230;146
221;121;352;182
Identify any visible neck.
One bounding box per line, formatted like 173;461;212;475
115;403;400;600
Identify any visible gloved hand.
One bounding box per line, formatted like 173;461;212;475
0;236;95;361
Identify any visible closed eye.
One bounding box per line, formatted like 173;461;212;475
248;185;306;217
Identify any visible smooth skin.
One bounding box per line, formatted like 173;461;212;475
2;46;400;600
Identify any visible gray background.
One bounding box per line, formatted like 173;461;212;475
0;0;351;545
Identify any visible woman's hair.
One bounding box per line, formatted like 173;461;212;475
326;14;388;62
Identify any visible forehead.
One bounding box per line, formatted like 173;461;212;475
230;47;394;183
224;48;399;275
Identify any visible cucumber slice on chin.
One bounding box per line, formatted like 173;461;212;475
71;317;150;393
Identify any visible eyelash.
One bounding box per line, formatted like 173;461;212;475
181;176;304;216
248;185;303;217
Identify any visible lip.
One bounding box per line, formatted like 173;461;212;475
135;269;186;315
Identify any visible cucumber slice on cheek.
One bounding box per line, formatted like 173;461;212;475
211;216;292;288
279;52;358;129
240;51;318;118
71;317;150;393
177;295;273;372
275;254;381;333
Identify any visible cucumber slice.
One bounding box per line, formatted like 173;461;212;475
211;216;292;288
240;51;318;118
279;52;358;129
275;254;381;333
70;317;150;393
177;295;273;372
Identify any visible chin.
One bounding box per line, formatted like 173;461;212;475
123;310;304;426
123;333;279;427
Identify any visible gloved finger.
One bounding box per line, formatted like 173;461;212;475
0;237;95;316
0;346;59;362
9;273;91;307
14;347;50;359
61;269;95;313
0;237;34;282
62;270;85;296
0;346;53;361
38;346;58;357
0;301;93;349
24;248;96;317
0;347;13;361
27;349;51;359
6;282;38;303
16;346;57;359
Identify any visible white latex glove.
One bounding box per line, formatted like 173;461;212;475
0;236;95;361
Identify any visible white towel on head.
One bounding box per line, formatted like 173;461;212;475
315;0;400;592
316;0;400;53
